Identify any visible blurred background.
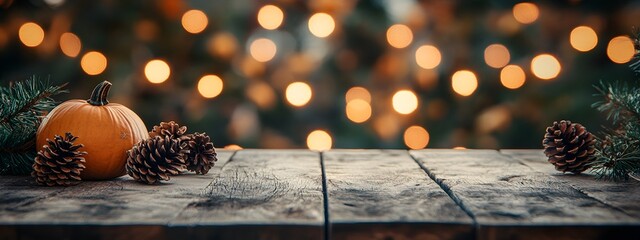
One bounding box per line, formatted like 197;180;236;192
1;0;639;150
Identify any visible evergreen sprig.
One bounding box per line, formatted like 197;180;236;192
0;76;67;175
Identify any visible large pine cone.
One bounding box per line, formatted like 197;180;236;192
126;136;188;184
149;121;188;141
542;120;596;174
185;133;218;174
32;133;87;186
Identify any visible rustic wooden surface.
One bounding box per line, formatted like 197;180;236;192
1;149;639;240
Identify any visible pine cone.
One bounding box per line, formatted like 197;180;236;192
542;120;596;174
185;133;218;174
32;133;87;186
125;136;188;184
149;121;188;141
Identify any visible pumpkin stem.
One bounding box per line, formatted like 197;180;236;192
88;81;112;106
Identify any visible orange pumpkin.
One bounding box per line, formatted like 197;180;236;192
36;81;149;180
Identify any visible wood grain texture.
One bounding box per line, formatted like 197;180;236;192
411;149;640;240
501;149;640;218
170;149;325;240
324;149;473;240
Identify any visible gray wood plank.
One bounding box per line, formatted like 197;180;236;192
501;149;640;219
169;149;325;240
324;149;473;240
411;149;640;240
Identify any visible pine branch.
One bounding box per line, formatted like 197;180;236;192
591;81;640;126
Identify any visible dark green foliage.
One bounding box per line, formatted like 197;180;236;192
0;76;67;175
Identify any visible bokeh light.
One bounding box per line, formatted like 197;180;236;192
415;45;441;69
570;26;598;52
404;126;430;149
308;13;335;38
250;38;277;62
531;54;561;80
207;32;238;59
386;24;413;49
144;59;171;84
484;44;510;68
224;144;243;150
246;81;277;110
451;70;478;96
286;82;312;107
59;32;81;57
607;36;634;64
18;22;44;47
181;9;208;34
500;65;526;89
307;130;332;151
257;5;284;30
197;75;223;98
345;86;371;103
392;90;418;115
512;2;539;24
80;51;107;75
346;99;372;123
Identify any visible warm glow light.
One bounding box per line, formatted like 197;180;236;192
257;5;284;30
500;65;526;89
59;32;81;57
512;2;539;24
181;10;208;34
607;36;634;64
198;75;223;98
144;59;171;84
415;45;441;69
345;86;371;103
80;51;107;75
531;54;561;80
386;24;413;49
451;70;478;96
307;130;332;151
570;26;598;52
453;146;466;150
250;38;277;62
18;22;44;47
224;144;243;150
286;82;312;107
392;90;418;115
404;126;430;149
346;99;372;123
484;44;510;68
308;13;335;38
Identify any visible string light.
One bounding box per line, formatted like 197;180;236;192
404;126;430;149
484;44;510;68
285;82;312;107
531;54;561;80
59;32;81;57
307;130;332;150
512;2;539;24
257;5;284;30
181;10;208;34
197;75;223;98
345;86;371;103
80;51;107;75
346;99;372;123
415;45;441;69
392;90;418;115
607;36;634;64
18;22;44;47
308;13;335;38
570;26;598;52
386;24;413;49
249;38;277;62
144;59;171;84
451;70;478;96
500;65;526;89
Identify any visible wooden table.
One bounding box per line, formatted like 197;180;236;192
1;149;639;240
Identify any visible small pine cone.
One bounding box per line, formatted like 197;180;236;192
149;121;188;141
185;133;218;174
31;133;87;186
542;120;596;174
126;136;188;184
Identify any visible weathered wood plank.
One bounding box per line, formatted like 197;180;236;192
324;149;473;240
501;149;640;219
169;149;325;240
410;149;640;240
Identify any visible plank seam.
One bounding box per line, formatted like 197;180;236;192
320;151;330;240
